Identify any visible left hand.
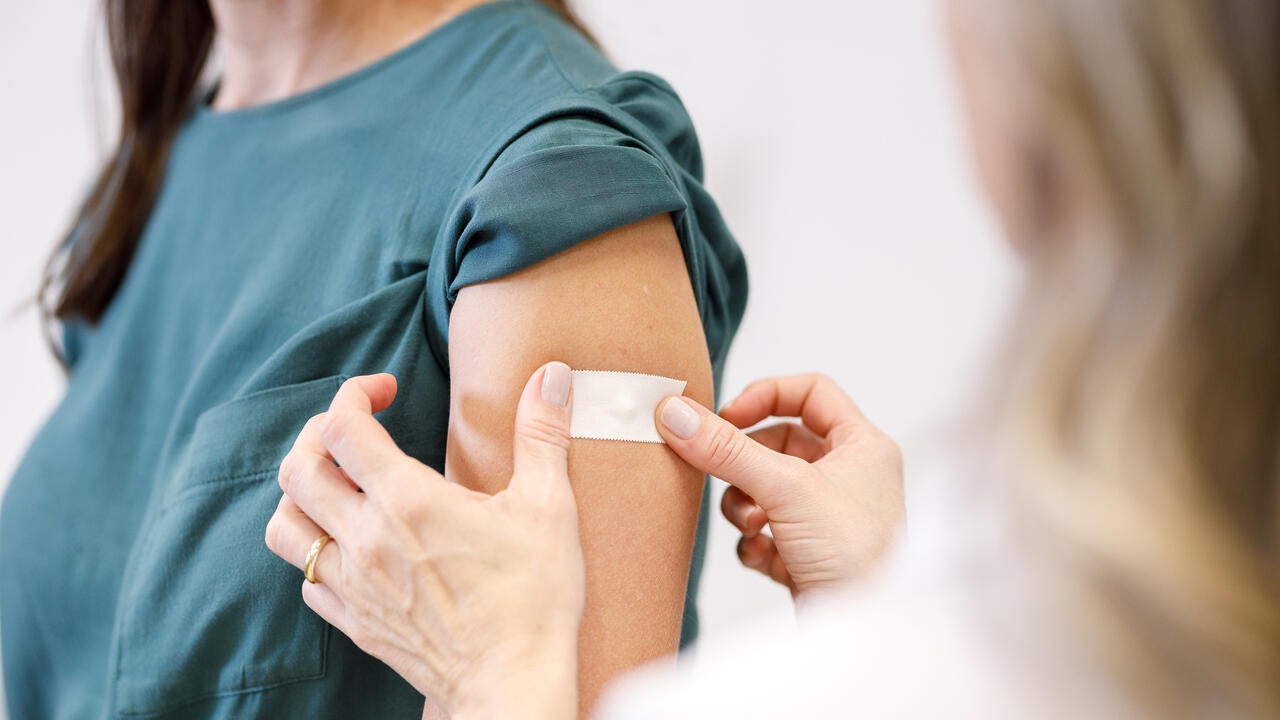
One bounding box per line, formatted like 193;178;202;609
265;363;584;720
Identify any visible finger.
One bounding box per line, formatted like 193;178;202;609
657;396;802;509
265;495;343;587
508;362;574;499
289;414;360;490
321;390;432;496
328;373;399;415
737;534;794;591
278;440;362;537
720;485;768;538
719;374;864;445
746;422;827;462
301;579;349;634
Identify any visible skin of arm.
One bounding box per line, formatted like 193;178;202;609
446;214;714;715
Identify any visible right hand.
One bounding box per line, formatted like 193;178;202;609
266;365;583;719
655;374;904;597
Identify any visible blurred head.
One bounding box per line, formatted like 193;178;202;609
948;0;1280;714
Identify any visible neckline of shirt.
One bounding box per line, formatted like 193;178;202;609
191;0;533;126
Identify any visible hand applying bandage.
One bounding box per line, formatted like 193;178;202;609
656;373;906;599
266;363;584;720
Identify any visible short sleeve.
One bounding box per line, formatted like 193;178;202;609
424;75;749;380
444;116;687;300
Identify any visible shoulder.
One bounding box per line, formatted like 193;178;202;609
421;3;746;369
493;0;689;109
431;3;700;174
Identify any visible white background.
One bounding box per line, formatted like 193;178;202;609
0;0;1016;711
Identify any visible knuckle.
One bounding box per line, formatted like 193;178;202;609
302;582;337;623
874;432;903;471
286;453;334;495
346;537;377;573
793;371;829;392
264;514;283;552
303;413;327;434
311;453;341;480
706;423;749;472
735;536;758;567
321;409;356;440
744;377;779;403
519;414;571;452
813;373;848;402
352;551;378;577
278;454;300;494
719;486;737;513
300;582;319;610
399;490;433;524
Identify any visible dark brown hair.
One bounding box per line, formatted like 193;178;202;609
41;0;593;332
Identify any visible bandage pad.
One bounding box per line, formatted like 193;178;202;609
569;370;687;443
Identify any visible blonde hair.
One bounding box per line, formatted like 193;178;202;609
985;0;1280;714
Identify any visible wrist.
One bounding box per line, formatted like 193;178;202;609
450;632;579;720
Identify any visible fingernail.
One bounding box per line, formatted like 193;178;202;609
660;397;701;439
541;362;572;408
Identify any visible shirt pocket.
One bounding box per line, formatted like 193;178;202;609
114;375;345;718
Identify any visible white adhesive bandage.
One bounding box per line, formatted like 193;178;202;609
569;370;686;443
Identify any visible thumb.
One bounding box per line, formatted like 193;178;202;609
656;396;795;509
509;362;574;497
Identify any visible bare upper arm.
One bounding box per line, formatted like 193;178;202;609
446;214;712;715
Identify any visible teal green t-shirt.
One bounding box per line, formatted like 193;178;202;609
0;2;747;718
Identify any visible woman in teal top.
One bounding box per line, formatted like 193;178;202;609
0;1;747;718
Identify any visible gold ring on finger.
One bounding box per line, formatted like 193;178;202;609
303;533;333;584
